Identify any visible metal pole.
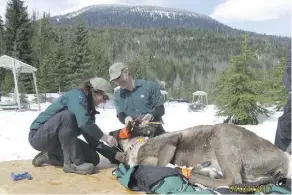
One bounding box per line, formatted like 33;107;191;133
12;59;21;110
32;72;41;111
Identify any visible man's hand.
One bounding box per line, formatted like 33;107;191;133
141;113;153;126
125;116;133;126
101;134;118;147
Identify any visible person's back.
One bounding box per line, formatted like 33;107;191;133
30;88;91;131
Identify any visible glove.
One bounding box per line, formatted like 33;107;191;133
125;116;133;126
101;134;118;147
141;113;153;126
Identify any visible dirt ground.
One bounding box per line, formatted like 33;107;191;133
0;160;142;194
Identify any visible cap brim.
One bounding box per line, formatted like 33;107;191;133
110;72;122;82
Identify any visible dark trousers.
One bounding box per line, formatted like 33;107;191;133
275;96;291;153
82;133;119;163
28;110;99;166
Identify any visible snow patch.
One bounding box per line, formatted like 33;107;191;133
0;93;282;169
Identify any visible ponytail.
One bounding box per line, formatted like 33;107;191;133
81;80;97;115
82;80;93;95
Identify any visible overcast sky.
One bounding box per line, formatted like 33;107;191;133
0;0;291;37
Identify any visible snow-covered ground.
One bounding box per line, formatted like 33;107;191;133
0;93;283;168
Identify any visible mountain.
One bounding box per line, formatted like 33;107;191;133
50;4;245;34
42;4;291;101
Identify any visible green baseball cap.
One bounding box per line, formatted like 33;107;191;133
89;77;113;99
109;62;127;82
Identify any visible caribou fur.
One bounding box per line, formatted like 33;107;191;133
118;123;292;189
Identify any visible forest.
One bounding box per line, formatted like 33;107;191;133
0;0;290;124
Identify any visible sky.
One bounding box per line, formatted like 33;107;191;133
0;0;291;37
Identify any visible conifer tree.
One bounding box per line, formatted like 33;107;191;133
0;16;5;93
0;16;4;55
54;33;70;92
66;18;95;88
268;48;288;110
38;55;55;95
31;13;57;94
4;0;33;93
213;34;269;125
89;36;111;80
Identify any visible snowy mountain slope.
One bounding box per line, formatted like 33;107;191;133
50;4;240;33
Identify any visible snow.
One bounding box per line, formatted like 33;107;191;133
55;4;209;21
129;6;206;19
0;93;283;168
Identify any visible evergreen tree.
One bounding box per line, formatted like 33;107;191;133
54;33;70;92
268;48;288;110
0;16;5;93
66;19;95;88
93;54;110;79
0;20;286;100
89;36;111;80
38;55;55;95
31;13;57;93
254;69;272;104
0;16;4;55
127;56;147;80
4;0;33;93
213;34;270;125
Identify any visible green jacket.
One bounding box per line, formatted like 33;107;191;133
30;88;104;141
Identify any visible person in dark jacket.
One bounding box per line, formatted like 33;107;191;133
109;62;166;136
275;45;291;154
28;77;124;175
274;45;291;191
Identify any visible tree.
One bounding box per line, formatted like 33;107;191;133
4;0;33;93
0;16;5;92
38;55;55;95
213;34;270;125
0;16;4;55
31;13;57;93
268;48;289;110
66;18;95;88
88;36;111;80
0;21;286;100
53;33;69;92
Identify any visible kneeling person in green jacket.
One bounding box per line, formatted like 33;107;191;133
28;77;124;175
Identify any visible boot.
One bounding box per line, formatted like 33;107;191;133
32;152;63;167
63;162;95;175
